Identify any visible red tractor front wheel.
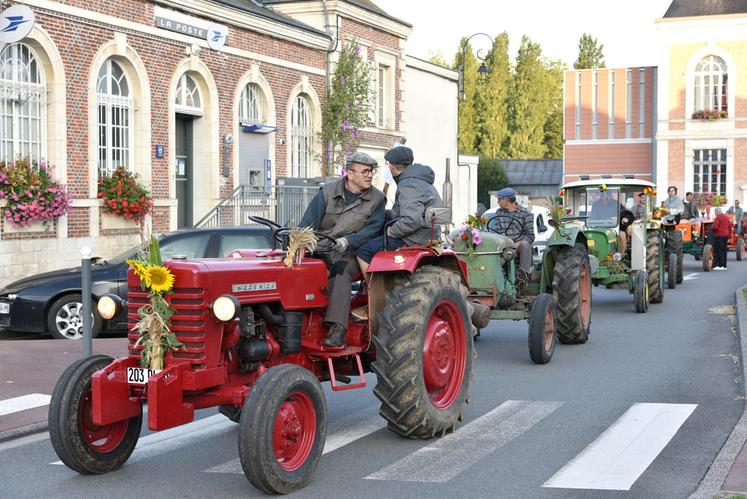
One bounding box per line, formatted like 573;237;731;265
372;265;474;439
48;355;142;474
239;365;327;495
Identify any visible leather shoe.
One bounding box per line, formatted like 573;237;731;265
322;323;347;348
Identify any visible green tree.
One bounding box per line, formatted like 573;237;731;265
507;36;550;159
543;59;566;158
574;33;605;69
426;50;450;69
477;157;509;207
476;33;511;158
320;40;372;176
454;38;480;155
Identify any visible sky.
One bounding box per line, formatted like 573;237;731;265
373;0;675;68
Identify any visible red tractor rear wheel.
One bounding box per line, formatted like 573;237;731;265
372;265;474;439
239;364;327;495
48;355;142;474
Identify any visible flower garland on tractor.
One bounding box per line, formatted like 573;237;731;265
457;213;486;259
127;236;183;369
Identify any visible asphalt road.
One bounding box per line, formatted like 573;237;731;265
0;255;744;498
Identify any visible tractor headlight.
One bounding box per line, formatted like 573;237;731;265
212;294;240;322
97;294;124;320
613;252;623;262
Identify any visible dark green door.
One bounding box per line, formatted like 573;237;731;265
175;115;193;228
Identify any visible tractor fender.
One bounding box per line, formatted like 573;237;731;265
630;221;647;271
367;248;469;285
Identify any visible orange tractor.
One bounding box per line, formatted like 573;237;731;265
674;214;743;272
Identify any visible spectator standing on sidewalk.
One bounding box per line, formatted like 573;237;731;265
712;207;732;270
727;200;744;235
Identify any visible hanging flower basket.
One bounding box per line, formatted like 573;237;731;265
0;158;72;228
691;109;728;120
98;166;153;223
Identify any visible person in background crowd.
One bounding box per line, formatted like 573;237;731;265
727;200;743;235
712;207;732;270
299;151;385;348
683;192;699;219
631;192;647;219
490;187;535;276
662;186;685;211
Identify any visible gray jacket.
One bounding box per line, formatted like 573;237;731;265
388;163;442;246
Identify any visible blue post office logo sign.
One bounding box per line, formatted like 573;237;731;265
0;5;35;44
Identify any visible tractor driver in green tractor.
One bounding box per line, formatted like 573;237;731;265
490;187;535;279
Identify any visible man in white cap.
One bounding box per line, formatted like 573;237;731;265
490;187;535;276
300;151;385;347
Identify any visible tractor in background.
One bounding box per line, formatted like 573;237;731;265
451;210;592;365
561;179;672;313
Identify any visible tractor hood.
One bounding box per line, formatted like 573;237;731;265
129;255;329;310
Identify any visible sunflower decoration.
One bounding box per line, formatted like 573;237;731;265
128;235;182;369
600;183;608;192
145;265;175;293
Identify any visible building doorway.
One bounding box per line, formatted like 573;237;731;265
175;114;194;228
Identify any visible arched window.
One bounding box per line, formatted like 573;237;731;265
0;43;46;163
239;83;263;124
694;55;728;113
175;73;202;113
97;58;132;176
289;94;312;178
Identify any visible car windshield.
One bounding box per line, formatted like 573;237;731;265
566;187;621;228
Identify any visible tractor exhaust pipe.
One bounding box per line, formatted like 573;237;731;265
468;301;491;329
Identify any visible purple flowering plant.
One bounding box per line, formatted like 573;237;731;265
0;158;72;228
320;39;374;176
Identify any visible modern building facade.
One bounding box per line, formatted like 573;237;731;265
0;0;469;287
564;0;747;207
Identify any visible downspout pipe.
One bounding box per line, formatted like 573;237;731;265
322;0;338;176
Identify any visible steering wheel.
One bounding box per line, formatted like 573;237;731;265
272;227;337;251
249;215;281;229
486;212;523;237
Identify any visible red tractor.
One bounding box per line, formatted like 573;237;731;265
48;213;476;494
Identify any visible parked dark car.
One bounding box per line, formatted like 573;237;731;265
0;227;272;340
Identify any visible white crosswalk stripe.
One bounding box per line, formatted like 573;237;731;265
205;407;385;474
365;400;563;483
0;394;51;416
542;403;697;491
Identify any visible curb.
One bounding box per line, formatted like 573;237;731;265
690;286;747;498
0;420;48;444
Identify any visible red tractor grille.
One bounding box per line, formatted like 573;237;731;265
128;287;209;369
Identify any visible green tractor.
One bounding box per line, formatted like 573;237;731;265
561;179;674;313
451;212;592;364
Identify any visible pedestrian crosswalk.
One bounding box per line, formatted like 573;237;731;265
0;393;51;416
40;399;698;492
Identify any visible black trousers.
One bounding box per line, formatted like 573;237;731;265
714;236;728;268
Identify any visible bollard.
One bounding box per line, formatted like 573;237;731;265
81;246;93;358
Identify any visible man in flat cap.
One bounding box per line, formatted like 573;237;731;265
356;145;442;276
300;151;385;348
489;187;535;276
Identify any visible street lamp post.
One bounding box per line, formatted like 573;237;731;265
457;33;493;214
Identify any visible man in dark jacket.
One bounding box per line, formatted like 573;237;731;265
300;151;385;347
356;146;442;275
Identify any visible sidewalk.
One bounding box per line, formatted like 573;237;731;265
691;287;747;498
0;338;127;442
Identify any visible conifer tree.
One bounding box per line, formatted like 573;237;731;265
543;59;566;158
476;33;511;158
454;38;480;155
574;33;605;69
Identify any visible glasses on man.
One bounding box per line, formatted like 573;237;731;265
350;168;374;177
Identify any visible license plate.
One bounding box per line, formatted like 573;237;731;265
0;303;8;314
126;367;162;385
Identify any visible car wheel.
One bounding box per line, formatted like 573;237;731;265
47;294;103;340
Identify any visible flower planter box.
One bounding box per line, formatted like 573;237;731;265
3;218;53;234
101;211;139;230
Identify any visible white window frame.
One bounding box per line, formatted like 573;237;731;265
575;72;581;139
0;42;46;163
625;69;632;138
638;69;645;137
693;148;727;196
374;50;396;131
239;82;263;125
96;58;133;176
289;94;312;178
694;55;728;114
592;71;598;140
608;70;615;139
175;73;203;116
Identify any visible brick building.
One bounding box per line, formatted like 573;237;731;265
564;0;747;207
0;0;468;286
